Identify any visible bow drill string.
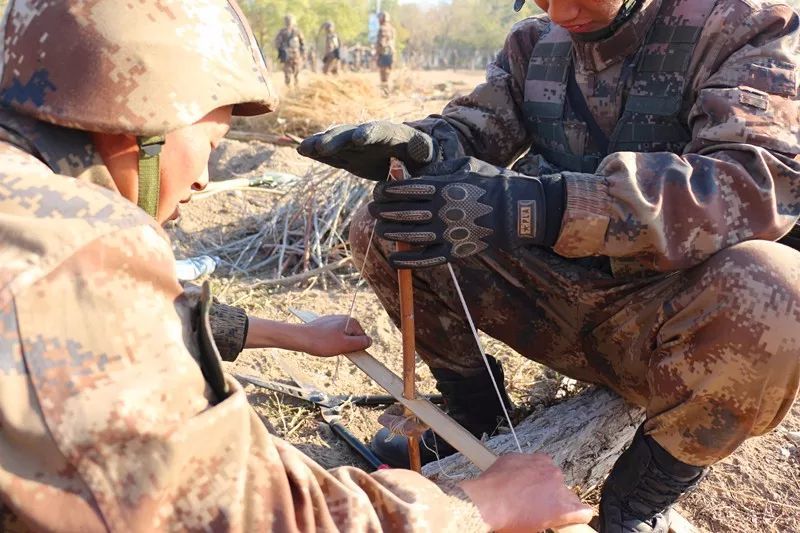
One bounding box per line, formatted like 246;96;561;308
447;262;522;453
342;158;522;466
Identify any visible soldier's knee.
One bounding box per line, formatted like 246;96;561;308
705;239;800;377
349;205;376;269
709;240;800;302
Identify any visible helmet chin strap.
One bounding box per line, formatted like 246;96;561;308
573;0;644;40
136;135;165;218
514;0;644;29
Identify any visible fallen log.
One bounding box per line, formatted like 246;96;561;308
280;316;690;532
421;385;702;532
423;386;645;493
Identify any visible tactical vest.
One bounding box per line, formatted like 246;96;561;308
284;29;301;50
522;0;718;173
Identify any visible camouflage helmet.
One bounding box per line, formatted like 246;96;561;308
0;0;277;218
285;14;296;27
0;0;276;137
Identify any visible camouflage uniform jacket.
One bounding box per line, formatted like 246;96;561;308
325;32;341;56
0;113;484;532
411;0;800;274
376;23;396;56
275;26;306;59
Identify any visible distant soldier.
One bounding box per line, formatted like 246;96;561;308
274;14;305;87
364;47;375;71
322;21;341;75
307;47;317;73
351;46;363;72
375;11;395;93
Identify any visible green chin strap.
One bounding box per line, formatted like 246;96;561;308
136;135;166;218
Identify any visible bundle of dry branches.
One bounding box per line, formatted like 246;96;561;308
194;164;369;290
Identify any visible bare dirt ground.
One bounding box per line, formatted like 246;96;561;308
168;68;799;533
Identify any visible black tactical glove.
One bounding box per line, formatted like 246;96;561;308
369;157;565;269
297;121;437;181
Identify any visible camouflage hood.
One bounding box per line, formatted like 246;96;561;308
0;0;277;136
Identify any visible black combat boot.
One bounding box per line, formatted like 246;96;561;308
370;356;512;468
599;426;708;533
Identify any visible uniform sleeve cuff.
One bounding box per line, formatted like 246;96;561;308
552;172;610;258
209;302;249;361
405;117;468;161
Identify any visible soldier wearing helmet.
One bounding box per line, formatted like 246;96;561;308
322;21;341;75
375;11;396;93
275;13;306;88
0;1;594;531
300;0;800;531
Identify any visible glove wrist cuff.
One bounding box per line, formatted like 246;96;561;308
540;174;566;247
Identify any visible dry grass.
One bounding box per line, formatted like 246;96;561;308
236;74;387;138
235;70;474;138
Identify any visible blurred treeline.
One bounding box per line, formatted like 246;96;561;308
241;0;533;69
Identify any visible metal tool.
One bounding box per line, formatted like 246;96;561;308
234;362;392;471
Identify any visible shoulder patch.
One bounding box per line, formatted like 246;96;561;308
739;85;770;110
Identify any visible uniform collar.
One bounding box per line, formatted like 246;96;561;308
571;0;661;73
0;108;117;191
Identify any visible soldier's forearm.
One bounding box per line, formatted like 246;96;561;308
245;317;306;350
553;146;800;270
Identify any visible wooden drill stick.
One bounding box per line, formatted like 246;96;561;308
389;158;423;473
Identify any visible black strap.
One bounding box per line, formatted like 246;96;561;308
566;66;610;155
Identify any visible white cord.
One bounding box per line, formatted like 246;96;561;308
344;219;378;332
447;262;523;453
342;161;522;458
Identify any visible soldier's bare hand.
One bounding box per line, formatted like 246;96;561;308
460;453;593;533
245;315;371;356
300;315;372;357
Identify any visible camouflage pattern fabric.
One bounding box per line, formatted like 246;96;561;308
522;0;719;174
323;31;341;75
376;22;396;83
324;31;341;56
0;0;276;136
410;0;800;276
0;108;249;362
275;27;306;86
351;207;800;467
352;0;800;467
0;118;486;531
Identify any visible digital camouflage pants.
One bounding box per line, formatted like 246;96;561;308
282;56;301;87
351;207;800;467
323;55;339;75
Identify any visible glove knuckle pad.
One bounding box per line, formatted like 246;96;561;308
438;183;493;258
